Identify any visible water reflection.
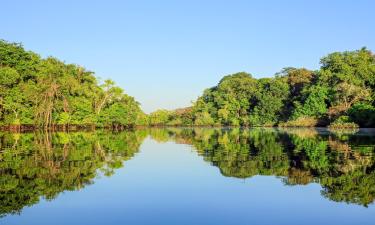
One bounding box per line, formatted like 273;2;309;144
148;128;375;207
0;131;148;217
0;128;375;218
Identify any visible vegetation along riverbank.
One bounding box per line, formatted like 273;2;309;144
1;39;374;130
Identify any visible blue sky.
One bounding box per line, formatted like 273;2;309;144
1;0;374;113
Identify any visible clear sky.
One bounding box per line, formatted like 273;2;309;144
1;0;374;113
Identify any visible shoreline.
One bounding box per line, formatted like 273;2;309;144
0;124;374;133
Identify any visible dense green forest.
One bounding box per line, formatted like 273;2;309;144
150;48;375;128
1;39;375;128
0;40;147;130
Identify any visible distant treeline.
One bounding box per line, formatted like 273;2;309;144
149;48;375;128
0;40;148;130
1;40;375;129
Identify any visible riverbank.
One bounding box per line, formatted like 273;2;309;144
0;124;136;132
0;124;372;132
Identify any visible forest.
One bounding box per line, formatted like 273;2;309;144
151;48;375;128
1;39;375;129
0;40;147;130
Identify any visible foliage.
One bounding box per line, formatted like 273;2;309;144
328;115;359;129
186;48;375;127
278;116;319;127
149;110;172;126
348;103;375;127
0;40;145;128
2;39;375;128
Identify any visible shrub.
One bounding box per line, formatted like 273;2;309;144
278;116;319;127
328;116;359;129
348;103;375;127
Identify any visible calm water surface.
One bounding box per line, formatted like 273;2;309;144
1;128;375;225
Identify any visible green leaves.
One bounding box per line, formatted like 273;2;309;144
0;40;145;128
149;110;172;126
0;67;20;87
188;48;375;128
1;38;374;129
348;103;375;127
292;85;329;119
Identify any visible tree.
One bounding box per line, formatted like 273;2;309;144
291;85;329;119
348;103;375;127
250;78;290;125
0;40;145;129
0;67;23;124
149;110;171;126
328;82;370;118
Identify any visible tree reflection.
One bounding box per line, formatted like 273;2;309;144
0;130;147;217
159;127;375;207
0;128;374;218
